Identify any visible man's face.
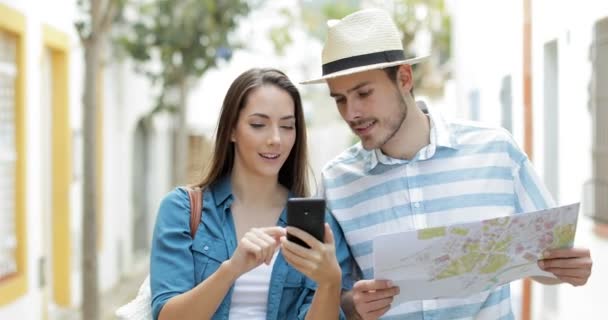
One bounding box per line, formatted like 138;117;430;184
327;68;409;150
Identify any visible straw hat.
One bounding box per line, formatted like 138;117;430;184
301;8;427;84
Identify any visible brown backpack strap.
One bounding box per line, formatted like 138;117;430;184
187;187;203;239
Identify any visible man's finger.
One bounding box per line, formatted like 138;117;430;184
558;275;588;286
354;279;395;292
539;257;592;269
544;248;590;259
544;267;590;278
360;286;400;303
365;304;391;319
362;296;393;313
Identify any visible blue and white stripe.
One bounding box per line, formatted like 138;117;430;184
322;105;554;319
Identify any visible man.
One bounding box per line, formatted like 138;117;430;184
302;8;593;320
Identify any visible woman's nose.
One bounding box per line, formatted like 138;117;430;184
267;127;281;145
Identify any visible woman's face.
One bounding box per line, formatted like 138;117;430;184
231;84;297;179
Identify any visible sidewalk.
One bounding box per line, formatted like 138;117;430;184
101;266;148;320
61;262;148;320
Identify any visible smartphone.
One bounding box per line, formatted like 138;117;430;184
286;198;326;249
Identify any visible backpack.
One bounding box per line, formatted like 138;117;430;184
115;187;203;320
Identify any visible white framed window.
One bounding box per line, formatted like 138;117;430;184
0;30;17;280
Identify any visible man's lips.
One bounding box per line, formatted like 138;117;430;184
352;120;377;134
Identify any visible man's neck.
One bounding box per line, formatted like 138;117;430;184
381;100;431;160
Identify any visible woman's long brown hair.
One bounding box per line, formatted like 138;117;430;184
194;68;310;197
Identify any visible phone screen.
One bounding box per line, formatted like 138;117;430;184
286;198;325;249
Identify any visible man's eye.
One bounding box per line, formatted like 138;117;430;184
359;90;372;97
335;98;346;105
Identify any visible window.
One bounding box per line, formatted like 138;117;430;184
0;3;26;305
590;17;608;225
0;30;17;281
543;40;559;202
468;89;480;121
500;75;513;133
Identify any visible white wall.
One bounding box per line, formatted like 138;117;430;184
531;1;608;319
450;0;608;319
449;0;524;144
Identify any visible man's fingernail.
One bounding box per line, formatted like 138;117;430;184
387;280;393;287
543;250;550;258
539;261;545;269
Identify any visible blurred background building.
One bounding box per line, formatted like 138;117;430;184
0;0;606;319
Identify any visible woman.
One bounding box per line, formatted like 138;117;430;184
150;68;353;320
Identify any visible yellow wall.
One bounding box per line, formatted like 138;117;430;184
42;25;72;307
0;2;27;306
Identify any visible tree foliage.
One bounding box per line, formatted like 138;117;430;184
270;0;451;97
116;0;252;113
115;0;253;184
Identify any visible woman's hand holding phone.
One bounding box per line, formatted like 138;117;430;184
225;226;285;277
280;223;342;287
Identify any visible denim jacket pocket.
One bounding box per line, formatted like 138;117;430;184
191;236;228;283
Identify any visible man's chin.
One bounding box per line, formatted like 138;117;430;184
360;138;380;150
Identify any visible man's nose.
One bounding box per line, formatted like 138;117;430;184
345;99;362;122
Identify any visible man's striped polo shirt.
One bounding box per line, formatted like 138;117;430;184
321;103;554;319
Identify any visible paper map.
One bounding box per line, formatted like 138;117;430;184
373;203;579;304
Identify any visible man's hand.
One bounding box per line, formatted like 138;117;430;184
349;279;399;320
537;248;592;286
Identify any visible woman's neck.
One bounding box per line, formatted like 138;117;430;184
230;163;286;209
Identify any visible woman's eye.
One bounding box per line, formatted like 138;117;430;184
250;123;264;128
281;125;294;130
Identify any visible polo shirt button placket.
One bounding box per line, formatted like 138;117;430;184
407;163;426;229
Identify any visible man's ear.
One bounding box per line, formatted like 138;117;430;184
397;64;414;93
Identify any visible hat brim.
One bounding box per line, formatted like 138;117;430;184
300;56;428;85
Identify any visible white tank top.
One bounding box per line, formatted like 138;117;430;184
228;252;278;319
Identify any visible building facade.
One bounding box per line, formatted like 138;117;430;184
0;1;174;318
449;0;608;319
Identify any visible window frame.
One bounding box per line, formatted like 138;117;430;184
0;2;27;306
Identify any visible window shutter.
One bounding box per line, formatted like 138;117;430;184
0;30;17;279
